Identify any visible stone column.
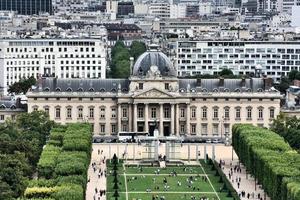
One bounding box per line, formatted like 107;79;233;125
145;103;149;133
159;103;164;136
133;103;137;132
170;103;175;135
186;103;190;135
117;103;122;134
176;104;180;135
129;103;132;132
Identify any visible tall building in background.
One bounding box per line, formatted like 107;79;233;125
0;0;52;15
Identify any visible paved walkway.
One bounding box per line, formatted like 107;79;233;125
85;143;271;200
219;159;270;200
86;147;107;200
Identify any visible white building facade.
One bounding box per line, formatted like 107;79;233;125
0;39;107;94
177;41;300;80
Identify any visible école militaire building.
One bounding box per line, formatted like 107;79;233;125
27;48;281;138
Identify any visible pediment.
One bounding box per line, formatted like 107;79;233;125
133;88;174;98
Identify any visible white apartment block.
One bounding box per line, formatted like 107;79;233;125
170;4;187;18
278;0;300;14
0;39;107;94
149;2;170;19
177;41;300;81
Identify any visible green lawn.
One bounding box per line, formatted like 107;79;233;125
124;165;204;174
106;161;235;200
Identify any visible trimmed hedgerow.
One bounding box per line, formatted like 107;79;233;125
24;123;92;200
232;124;300;200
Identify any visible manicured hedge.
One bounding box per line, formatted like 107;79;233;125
24;123;92;200
37;145;62;178
232;124;300;200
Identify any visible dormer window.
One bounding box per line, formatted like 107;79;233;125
139;83;143;90
165;83;169;90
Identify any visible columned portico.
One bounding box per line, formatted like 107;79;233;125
186;103;190;135
159;103;164;135
171;103;175;135
133;103;137;132
176;104;180;135
145;103;149;133
117;103;122;133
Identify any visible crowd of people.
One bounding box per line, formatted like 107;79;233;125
89;149;107;200
219;159;266;200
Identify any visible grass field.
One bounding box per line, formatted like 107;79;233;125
107;161;234;200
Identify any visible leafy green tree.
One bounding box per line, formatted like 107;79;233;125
130;41;147;60
288;70;299;81
275;77;290;94
8;76;36;94
113;60;130;78
219;69;234;76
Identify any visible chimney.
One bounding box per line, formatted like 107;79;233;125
219;77;224;87
241;77;246;87
38;73;43;92
54;76;58;90
263;77;273;90
196;78;201;87
130;57;134;75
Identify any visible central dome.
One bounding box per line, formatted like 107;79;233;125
132;50;177;77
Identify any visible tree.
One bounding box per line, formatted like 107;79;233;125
109;41;146;78
219;69;233;76
275;77;290;94
8;76;36;94
130;41;146;60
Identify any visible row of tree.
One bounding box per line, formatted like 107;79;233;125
0;111;54;199
23;123;92;200
271;113;300;150
232;124;300;200
109;41;146;78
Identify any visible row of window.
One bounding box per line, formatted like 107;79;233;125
34;105;275;121
6;46;96;53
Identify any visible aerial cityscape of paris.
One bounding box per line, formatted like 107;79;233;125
0;0;300;200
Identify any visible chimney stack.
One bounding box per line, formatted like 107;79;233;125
38;73;43;91
196;78;201;87
263;77;273;90
219;77;224;87
130;57;134;75
241;77;246;87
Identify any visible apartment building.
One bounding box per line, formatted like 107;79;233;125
0;38;107;94
177;41;300;80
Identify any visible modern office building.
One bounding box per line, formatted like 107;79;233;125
177;41;300;81
0;39;107;94
27;49;281;138
0;0;52;15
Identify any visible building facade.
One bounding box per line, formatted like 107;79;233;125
0;99;25;123
0;39;107;94
0;0;52;15
177;41;300;81
27;50;281;139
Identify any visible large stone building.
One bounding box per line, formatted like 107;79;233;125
27;49;281;139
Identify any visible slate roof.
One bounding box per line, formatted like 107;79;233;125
32;78;268;93
0;100;18;109
32;78;130;93
178;78;266;92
